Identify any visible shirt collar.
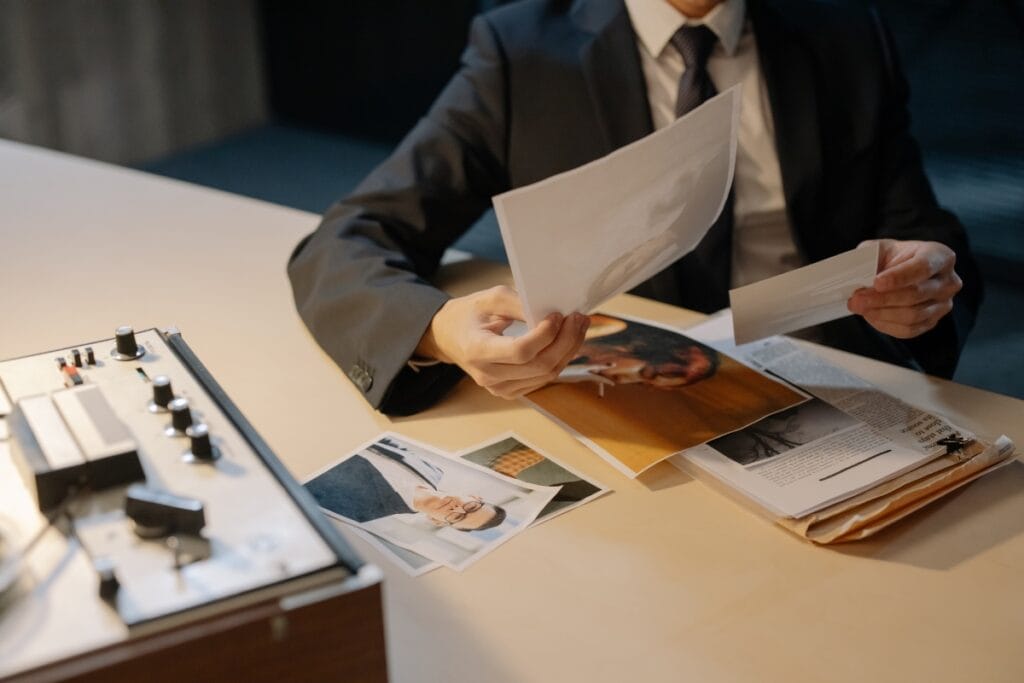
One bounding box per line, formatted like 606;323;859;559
624;0;746;59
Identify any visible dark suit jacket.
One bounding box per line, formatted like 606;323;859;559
288;0;982;415
305;453;438;523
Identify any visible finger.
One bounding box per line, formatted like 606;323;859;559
486;374;557;400
555;313;590;370
512;312;588;374
861;300;952;338
511;316;591;395
486;316;594;398
874;256;933;292
477;285;525;320
866;299;951;326
860;238;916;273
866;318;941;339
874;246;954;292
479;313;589;383
850;276;958;310
471;313;563;364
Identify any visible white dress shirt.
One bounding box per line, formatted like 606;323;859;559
624;0;804;287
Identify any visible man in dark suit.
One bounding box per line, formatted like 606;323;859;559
306;442;507;530
288;0;981;416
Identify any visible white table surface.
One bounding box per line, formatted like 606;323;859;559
1;139;1023;682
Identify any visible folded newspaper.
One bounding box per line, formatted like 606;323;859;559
531;313;1015;544
671;333;1015;543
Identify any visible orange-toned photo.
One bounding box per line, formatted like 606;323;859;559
526;314;806;477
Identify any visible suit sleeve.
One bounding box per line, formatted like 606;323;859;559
287;16;510;415
861;8;983;378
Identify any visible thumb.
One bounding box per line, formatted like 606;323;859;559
858;238;895;273
480;285;527;321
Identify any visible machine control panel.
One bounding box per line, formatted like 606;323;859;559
0;327;362;634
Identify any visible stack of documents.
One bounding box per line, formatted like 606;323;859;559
671;315;1016;543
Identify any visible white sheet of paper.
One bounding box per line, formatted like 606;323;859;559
729;243;879;345
494;86;741;327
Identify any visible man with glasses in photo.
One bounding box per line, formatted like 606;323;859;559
306;441;508;531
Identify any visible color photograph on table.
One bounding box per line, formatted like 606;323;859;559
458;433;609;523
304;433;557;571
335;433;608;576
526;313;806;477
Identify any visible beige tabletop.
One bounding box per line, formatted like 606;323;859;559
1;139;1022;682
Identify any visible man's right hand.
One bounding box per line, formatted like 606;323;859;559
414;285;590;399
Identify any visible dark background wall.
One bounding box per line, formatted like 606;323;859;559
259;0;485;142
881;0;1024;274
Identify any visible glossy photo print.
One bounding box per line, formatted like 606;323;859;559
305;433;557;571
526;314;806;477
330;433;609;576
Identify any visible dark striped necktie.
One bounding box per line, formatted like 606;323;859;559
672;25;718;116
631;23;734;313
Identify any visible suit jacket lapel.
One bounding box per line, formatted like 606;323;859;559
573;0;654;154
748;0;825;258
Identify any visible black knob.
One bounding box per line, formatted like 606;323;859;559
115;326;137;355
125;483;207;537
186;423;218;461
151;375;174;409
95;557;120;601
168;397;192;433
111;326;145;360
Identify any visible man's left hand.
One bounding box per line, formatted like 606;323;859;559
847;239;962;339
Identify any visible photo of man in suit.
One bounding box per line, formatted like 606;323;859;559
288;0;980;416
306;439;507;531
557;313;721;391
